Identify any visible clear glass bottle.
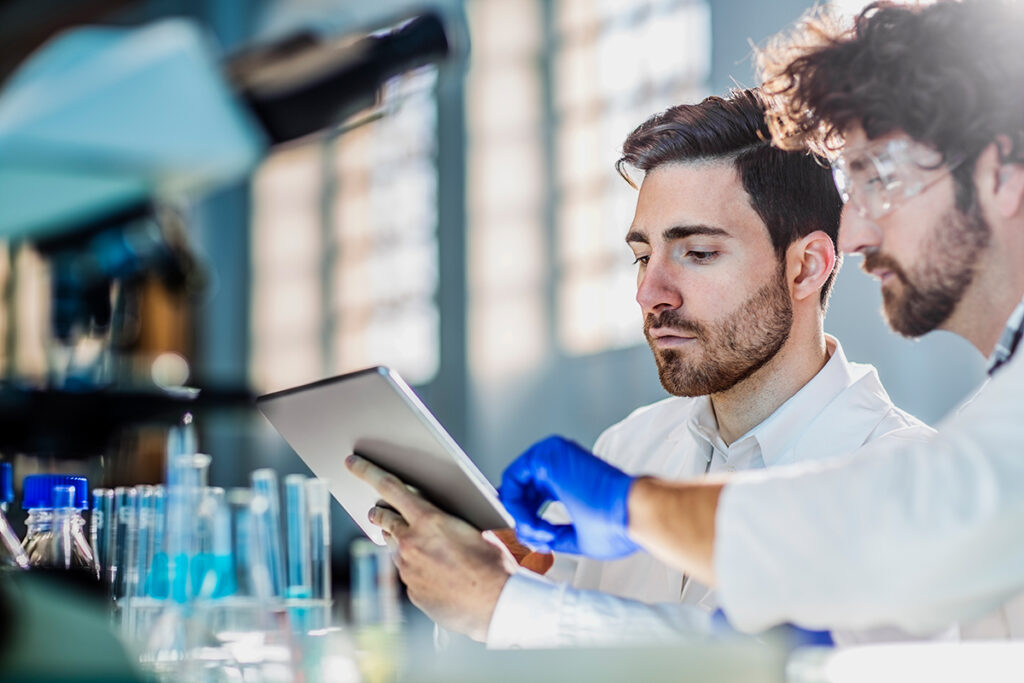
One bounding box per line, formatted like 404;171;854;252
21;474;95;574
0;462;28;569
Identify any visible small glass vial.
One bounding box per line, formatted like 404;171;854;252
0;463;28;569
22;474;95;574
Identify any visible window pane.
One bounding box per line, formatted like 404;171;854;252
555;0;711;355
250;69;441;391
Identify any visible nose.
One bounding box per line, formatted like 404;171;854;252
636;255;682;317
837;204;883;256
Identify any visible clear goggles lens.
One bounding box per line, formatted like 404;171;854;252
832;138;952;220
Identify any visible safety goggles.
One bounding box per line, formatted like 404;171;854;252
832;138;961;220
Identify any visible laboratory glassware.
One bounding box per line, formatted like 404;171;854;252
22;475;95;573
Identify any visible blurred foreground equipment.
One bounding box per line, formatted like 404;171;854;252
0;10;453;460
0;9;454;681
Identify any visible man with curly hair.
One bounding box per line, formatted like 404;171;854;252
496;0;1024;639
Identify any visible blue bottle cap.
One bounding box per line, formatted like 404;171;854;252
22;474;89;509
0;463;12;504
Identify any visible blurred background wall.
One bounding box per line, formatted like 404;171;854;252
0;0;987;563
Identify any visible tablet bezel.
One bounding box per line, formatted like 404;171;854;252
256;366;514;544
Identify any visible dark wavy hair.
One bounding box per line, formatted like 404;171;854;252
617;89;842;308
757;0;1024;211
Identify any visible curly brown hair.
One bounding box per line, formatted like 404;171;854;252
757;0;1024;210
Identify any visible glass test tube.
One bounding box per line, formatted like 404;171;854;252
209;487;233;599
351;539;400;628
113;487;138;601
251;468;285;598
226;487;255;599
193;486;226;599
91;488;113;581
128;486;156;601
166;453;210;603
284;474;311;598
146;485;168;599
306;478;331;603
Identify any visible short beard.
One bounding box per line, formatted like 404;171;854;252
866;204;990;338
646;268;793;397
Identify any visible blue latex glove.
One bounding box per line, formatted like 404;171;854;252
500;435;639;559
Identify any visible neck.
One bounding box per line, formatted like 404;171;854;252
944;237;1024;357
709;320;829;445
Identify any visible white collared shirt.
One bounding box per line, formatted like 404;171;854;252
716;328;1024;638
487;337;934;648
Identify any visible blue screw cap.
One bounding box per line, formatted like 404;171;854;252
0;463;12;504
22;474;89;509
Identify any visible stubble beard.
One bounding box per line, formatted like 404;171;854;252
646;268;794;397
866;204;990;338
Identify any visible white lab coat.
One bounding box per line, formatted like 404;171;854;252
715;336;1024;637
487;338;934;648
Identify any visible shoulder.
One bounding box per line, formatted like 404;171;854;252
597;395;698;439
789;361;934;464
844;362;935;442
592;395;700;461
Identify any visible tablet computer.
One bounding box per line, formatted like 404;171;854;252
256;366;514;544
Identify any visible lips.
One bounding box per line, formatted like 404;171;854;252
648;329;698;347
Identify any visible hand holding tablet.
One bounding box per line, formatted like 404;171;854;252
257;366;513;544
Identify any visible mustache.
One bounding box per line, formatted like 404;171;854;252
862;250;909;284
644;310;706;339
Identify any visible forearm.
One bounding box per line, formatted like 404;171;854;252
627;476;723;586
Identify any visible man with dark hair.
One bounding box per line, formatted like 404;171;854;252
346;89;933;646
496;0;1024;639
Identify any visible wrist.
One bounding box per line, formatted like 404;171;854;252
627;477;723;586
471;567;511;642
626;475;654;545
466;544;517;642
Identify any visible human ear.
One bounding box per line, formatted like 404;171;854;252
995;164;1024;218
787;231;837;304
979;139;1024;218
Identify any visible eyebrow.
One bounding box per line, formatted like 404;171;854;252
625;224;731;245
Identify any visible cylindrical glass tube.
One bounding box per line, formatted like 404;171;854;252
193;486;227;599
129;486;155;601
113;487;138;602
284;474;311;598
166;453;211;603
146;485;168;599
90;488;113;582
305;478;331;603
250;468;285;598
351;538;400;628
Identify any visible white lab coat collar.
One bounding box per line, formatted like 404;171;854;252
680;336;865;469
753;335;854;468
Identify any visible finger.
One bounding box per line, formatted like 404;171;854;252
501;487;559;538
547;524;581;555
368;504;409;537
381;529;400;556
515;518;571;550
346;454;433;523
501;462;552;516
